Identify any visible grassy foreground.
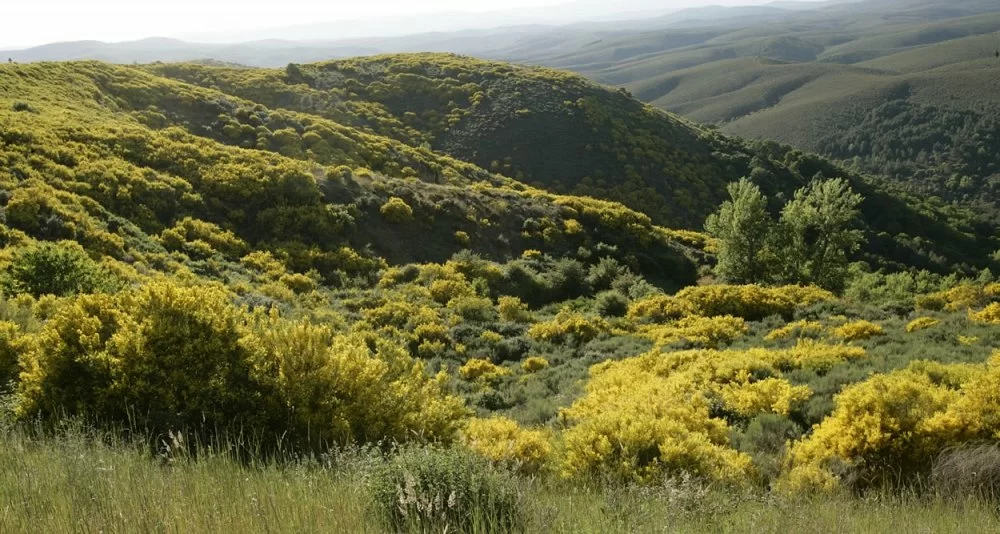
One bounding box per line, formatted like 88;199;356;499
0;427;996;533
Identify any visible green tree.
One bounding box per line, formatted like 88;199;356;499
705;178;775;284
777;178;865;292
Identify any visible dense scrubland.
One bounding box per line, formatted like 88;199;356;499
1;53;1000;532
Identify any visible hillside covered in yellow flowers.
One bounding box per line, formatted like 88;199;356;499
2;54;1000;530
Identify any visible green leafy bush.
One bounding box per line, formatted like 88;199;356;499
596;290;629;318
2;241;112;297
11;101;37;113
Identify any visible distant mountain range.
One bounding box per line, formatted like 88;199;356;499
1;1;847;66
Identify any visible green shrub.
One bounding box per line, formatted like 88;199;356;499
12;102;37;113
448;296;498;323
596;290;628;318
2;241;112;297
586;257;626;292
549;258;589;300
731;413;803;484
370;446;524;534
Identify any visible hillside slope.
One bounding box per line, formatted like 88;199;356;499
144;54;997;273
3;3;998;231
0;61;705;292
521;5;1000;222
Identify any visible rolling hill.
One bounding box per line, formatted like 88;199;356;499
1;60;721;293
0;55;994;288
4;0;997;225
139;53;997;272
504;2;1000;221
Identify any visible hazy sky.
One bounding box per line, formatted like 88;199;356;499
3;0;798;48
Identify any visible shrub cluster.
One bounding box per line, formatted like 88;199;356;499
675;284;835;321
783;353;1000;492
831;320;885;341
13;280;467;449
463;417;552;474
557;342;864;484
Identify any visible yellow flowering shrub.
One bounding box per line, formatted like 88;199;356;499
916;283;1000;311
459;359;510;382
560;383;754;484
986;283;1000;297
907;360;982;389
774;340;866;372
783;354;1000;492
635;315;748;348
958;335;979;346
17;283;255;429
414;322;450;344
416;340;447;359
497;296;532;323
765;320;825;341
521;356;549;373
528;309;609;344
429;278;475;304
241;250;287;279
248;319;468;446
15;280;469;448
479;331;503;344
718;377;811;417
463;417;552;473
782;368;960;492
969;303;1000;324
924;352;1000;442
417;263;465;284
362;301;440;330
832;320;885;341
379;196;414;223
160;217;249;259
278;272;316;293
0;321;23;386
626;295;697;323
563;219;583;235
675;285;834;320
905;317;940;333
556;342;860;485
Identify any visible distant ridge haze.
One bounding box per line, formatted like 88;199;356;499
4;0;833;49
2;0;844;66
